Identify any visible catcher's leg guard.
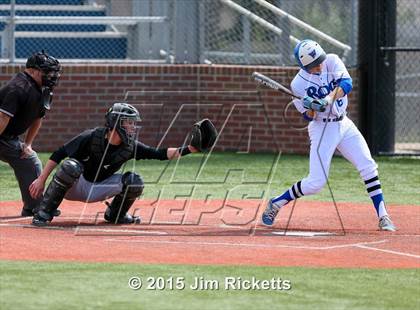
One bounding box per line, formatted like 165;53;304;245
32;159;83;226
104;172;144;224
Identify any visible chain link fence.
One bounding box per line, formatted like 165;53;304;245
0;0;418;154
0;0;169;61
0;0;354;64
201;0;355;66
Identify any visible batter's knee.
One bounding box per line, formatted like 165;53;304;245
301;177;327;195
121;171;144;198
358;160;378;180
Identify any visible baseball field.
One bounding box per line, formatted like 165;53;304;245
0;152;419;309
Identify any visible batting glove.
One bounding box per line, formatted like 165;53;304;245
303;96;328;112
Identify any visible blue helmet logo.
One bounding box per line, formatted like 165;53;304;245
308;49;317;58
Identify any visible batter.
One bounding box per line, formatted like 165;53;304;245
262;39;396;231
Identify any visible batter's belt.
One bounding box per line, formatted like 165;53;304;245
320;115;344;123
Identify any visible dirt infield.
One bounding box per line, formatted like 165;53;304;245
0;200;419;269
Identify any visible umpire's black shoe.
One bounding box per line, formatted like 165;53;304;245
104;212;140;224
21;208;35;217
22;208;61;217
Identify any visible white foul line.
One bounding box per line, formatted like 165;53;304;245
355;245;420;259
0;217;33;223
0;223;167;235
105;238;387;251
106;239;420;259
0;216;99;223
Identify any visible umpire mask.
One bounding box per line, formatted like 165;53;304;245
105;103;141;145
26;51;62;89
27;51;61;110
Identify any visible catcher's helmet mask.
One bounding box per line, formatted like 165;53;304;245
26;51;62;89
105;103;141;145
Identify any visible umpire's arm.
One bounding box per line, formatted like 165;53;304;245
0;111;11;135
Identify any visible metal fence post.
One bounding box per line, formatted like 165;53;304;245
130;0;151;59
130;0;170;60
349;0;358;66
6;0;16;62
173;0;199;63
242;15;251;64
274;0;288;65
198;0;206;63
150;0;170;60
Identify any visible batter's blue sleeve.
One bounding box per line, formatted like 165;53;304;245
338;78;353;95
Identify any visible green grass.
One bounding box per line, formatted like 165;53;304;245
1;154;419;310
1;153;419;205
0;261;419;310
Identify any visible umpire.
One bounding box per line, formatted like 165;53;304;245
0;51;61;216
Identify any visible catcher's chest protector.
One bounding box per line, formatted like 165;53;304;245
90;127;134;169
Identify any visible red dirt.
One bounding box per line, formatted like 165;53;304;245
0;199;419;268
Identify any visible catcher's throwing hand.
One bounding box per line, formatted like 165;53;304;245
29;177;45;199
190;118;218;152
303;96;328;112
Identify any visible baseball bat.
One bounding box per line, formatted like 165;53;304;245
252;72;301;100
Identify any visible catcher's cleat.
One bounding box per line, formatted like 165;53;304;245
262;199;280;226
104;211;140;224
379;215;397;231
32;210;53;227
22;208;61;217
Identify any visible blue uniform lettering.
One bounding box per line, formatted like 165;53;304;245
306;86;319;99
306;79;339;99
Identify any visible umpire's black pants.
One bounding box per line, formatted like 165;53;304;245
0;137;42;212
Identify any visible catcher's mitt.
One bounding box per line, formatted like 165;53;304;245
190;119;218;152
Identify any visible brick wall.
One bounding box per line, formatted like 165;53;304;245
0;64;360;154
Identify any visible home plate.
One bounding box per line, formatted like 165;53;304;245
271;231;337;237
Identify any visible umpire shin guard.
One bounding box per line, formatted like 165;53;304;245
33;159;83;226
104;172;144;224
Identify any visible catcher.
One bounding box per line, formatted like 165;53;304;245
29;102;217;226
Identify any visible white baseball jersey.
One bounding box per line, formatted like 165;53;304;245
285;53;379;197
266;46;390;227
290;53;351;119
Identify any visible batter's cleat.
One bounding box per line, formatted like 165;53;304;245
378;215;397;231
262;199;280;226
104;212;140;224
22;208;61;217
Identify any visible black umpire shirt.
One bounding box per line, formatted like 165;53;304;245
0;72;45;138
50;128;168;183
